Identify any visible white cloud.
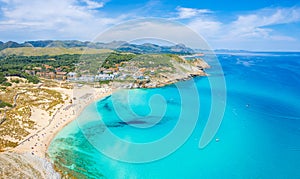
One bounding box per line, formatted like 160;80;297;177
176;7;212;19
186;6;300;50
188;19;222;38
81;0;105;9
0;0;122;41
1;0;91;24
227;7;300;40
233;7;300;27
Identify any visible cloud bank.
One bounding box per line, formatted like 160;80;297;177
0;0;121;41
184;6;300;50
0;1;299;50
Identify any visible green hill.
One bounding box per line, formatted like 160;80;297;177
0;47;113;56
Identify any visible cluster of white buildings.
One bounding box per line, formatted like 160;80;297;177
67;66;152;83
67;72;120;82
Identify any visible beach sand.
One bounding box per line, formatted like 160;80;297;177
11;85;112;160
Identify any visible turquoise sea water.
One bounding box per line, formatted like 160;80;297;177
48;52;300;178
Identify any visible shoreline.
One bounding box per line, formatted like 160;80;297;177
44;90;113;157
11;72;206;159
11;85;113;162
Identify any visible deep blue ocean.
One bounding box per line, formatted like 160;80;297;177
48;52;300;178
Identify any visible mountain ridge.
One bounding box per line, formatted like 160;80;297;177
0;40;194;54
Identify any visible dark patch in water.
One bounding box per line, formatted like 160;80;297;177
106;120;148;128
103;103;112;111
49;135;105;178
167;98;180;105
118;120;148;125
105;116;172;128
101;95;111;102
106;123;124;128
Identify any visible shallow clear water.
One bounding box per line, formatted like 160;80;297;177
48;53;300;178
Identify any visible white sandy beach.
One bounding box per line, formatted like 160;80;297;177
11;85;112;159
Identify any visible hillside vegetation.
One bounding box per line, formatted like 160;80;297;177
0;83;64;151
0;47;113;56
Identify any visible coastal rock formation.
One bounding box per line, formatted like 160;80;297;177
190;58;210;69
111;55;209;89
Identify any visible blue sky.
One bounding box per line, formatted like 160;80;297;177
0;0;300;51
